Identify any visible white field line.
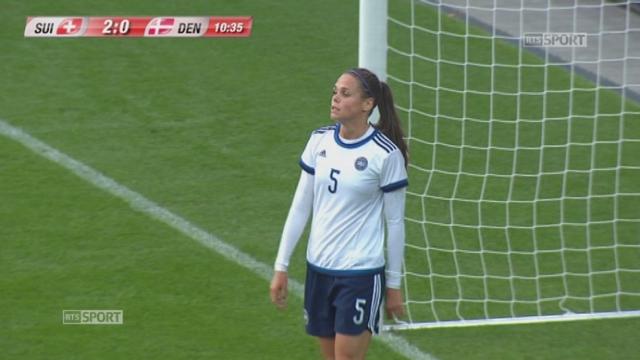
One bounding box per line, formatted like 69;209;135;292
0;119;438;360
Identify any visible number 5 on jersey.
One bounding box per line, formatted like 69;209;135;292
328;168;340;193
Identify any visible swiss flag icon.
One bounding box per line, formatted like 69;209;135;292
56;18;83;35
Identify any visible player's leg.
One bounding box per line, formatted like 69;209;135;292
334;331;372;360
317;336;336;360
305;265;338;358
333;271;385;359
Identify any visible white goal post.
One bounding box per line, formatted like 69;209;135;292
359;0;640;330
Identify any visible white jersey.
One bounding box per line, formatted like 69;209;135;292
300;123;408;274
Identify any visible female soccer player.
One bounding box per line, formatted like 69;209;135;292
270;67;408;360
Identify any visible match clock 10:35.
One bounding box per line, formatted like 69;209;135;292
212;21;244;33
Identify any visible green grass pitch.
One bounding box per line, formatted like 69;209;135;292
1;0;639;359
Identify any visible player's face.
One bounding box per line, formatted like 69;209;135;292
330;74;374;122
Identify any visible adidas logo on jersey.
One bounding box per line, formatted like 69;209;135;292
319;149;326;157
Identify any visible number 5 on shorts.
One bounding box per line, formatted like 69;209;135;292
353;298;367;325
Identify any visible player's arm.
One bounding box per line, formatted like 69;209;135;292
384;187;406;289
383;187;406;318
381;149;408;318
270;170;314;309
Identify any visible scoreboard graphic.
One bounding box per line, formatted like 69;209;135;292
24;17;253;37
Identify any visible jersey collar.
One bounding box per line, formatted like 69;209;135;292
333;123;378;149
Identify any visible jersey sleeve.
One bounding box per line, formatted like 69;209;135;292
299;132;320;175
384;187;406;288
274;170;314;272
379;150;408;192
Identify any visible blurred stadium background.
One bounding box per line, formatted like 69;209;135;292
1;0;639;359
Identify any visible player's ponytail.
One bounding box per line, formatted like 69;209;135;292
347;68;409;167
377;81;408;167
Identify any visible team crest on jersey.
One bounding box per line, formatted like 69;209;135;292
354;156;368;171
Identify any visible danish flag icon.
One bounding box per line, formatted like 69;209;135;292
56;18;83;35
145;17;175;36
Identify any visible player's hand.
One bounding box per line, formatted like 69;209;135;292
385;288;405;320
270;271;289;309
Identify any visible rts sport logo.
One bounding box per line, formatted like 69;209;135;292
145;17;175;36
56;18;83;35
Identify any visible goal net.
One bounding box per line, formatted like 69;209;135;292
378;0;640;329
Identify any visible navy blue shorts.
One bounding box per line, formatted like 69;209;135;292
304;263;385;337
